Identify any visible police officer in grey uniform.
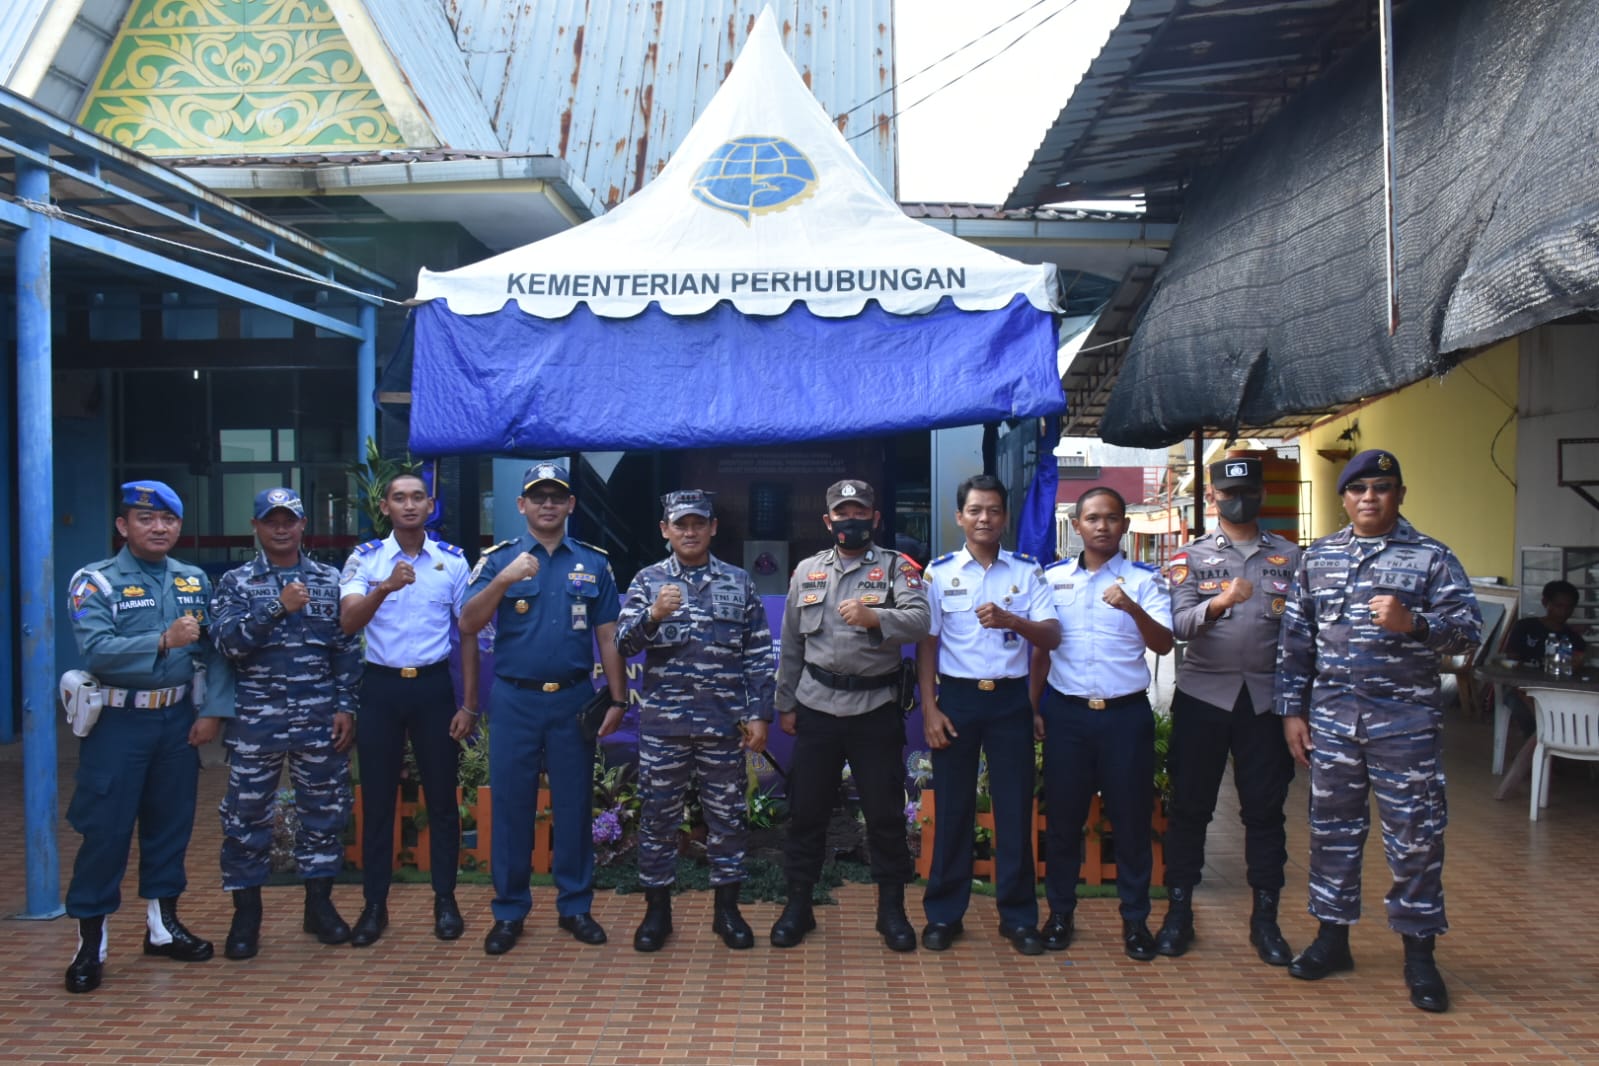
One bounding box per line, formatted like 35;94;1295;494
203;487;362;959
62;481;229;993
1276;450;1481;1012
616;490;775;952
769;479;931;952
339;471;479;945
917;474;1059;956
1156;457;1299;964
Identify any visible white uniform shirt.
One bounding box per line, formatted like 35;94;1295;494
1043;552;1173;699
926;546;1053;679
339;533;470;668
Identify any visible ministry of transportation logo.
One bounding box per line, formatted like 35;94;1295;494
691;136;817;223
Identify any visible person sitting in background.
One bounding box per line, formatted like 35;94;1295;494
1494;579;1587;800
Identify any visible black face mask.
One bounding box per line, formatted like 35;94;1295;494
1216;494;1262;525
830;517;875;550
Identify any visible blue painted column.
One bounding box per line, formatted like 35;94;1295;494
357;302;376;454
0;221;11;748
17;150;63;917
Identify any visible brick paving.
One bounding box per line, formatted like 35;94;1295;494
3;708;1597;1065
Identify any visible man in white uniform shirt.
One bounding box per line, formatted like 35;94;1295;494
339;472;479;945
917;475;1060;955
1032;486;1174;960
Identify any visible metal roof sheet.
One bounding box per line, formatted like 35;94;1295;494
1004;0;1409;216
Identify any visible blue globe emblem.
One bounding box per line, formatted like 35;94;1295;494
691;136;818;223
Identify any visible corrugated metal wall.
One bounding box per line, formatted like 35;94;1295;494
443;0;897;204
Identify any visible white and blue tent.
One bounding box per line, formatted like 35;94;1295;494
409;9;1063;454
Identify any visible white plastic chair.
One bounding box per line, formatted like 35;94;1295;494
1523;688;1599;821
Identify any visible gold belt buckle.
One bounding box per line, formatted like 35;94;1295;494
542;682;561;693
1088;697;1107;711
400;667;418;679
977;679;996;692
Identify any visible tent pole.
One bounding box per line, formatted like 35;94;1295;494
1379;0;1401;335
1192;430;1205;537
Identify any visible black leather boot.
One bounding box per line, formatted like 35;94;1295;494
711;882;754;949
875;883;916;953
225;886;262;960
349;901;388;947
65;916;106;994
1248;888;1293;967
1289;920;1354;980
143;897;214;962
769;884;816;948
302;877;351;945
1155;886;1195;957
633;885;673;953
1402;934;1450;1013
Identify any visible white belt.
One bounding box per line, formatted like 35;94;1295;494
104;684;188;709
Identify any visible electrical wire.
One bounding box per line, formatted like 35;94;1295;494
1452;356;1518;489
845;0;1087;143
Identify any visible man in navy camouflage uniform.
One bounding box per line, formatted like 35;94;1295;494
1276;450;1481;1013
205;487;362;959
615;489;775;952
62;480;230;993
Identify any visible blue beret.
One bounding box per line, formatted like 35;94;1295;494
1337;449;1402;493
253;487;305;520
121;480;182;519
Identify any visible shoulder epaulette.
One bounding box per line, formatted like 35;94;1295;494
433;541;465;558
481;539;516;556
1013;551;1038;566
354;538;383;556
573;538;609;556
1044;556;1072;571
928;551;958;568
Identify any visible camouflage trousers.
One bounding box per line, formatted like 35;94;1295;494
637;733;748;887
1306;727;1448;937
220;738;352;890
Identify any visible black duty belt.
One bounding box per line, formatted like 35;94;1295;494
939;675;1027;694
1059;691;1146;711
806;663;898;692
502;670;590;693
366;660;450;680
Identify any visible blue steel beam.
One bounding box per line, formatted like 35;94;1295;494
16;148;63;919
357;303;376;455
0;197;367;340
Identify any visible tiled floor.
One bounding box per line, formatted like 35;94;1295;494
3;707;1597;1065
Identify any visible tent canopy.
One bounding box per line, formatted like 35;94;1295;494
408;9;1064;455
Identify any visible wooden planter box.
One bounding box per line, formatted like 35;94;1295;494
914;789;1166;886
346;785;556;874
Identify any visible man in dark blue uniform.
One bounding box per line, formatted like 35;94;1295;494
340;472;479;945
460;461;629;954
62;481;230;993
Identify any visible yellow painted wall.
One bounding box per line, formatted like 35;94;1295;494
1296;339;1519;581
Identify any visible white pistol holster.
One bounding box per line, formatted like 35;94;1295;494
60;670;105;738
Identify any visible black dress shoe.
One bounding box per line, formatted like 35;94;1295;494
1041;912;1074;952
350;902;388;947
1123;919;1157;961
1000;923;1046;956
434;894;464;941
921;921;964;951
483;918;524;955
558;912;607;945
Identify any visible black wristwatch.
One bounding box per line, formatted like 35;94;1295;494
1410;612;1429;640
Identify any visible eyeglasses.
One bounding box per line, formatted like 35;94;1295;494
1342;480;1398;497
526;492;570;505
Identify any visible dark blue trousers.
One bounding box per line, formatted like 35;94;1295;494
922;677;1037;927
488;682;595;920
66;700;199;917
356;667;461;902
1040;687;1154;921
1163;685;1293;891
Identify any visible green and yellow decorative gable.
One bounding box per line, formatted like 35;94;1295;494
79;0;405;155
